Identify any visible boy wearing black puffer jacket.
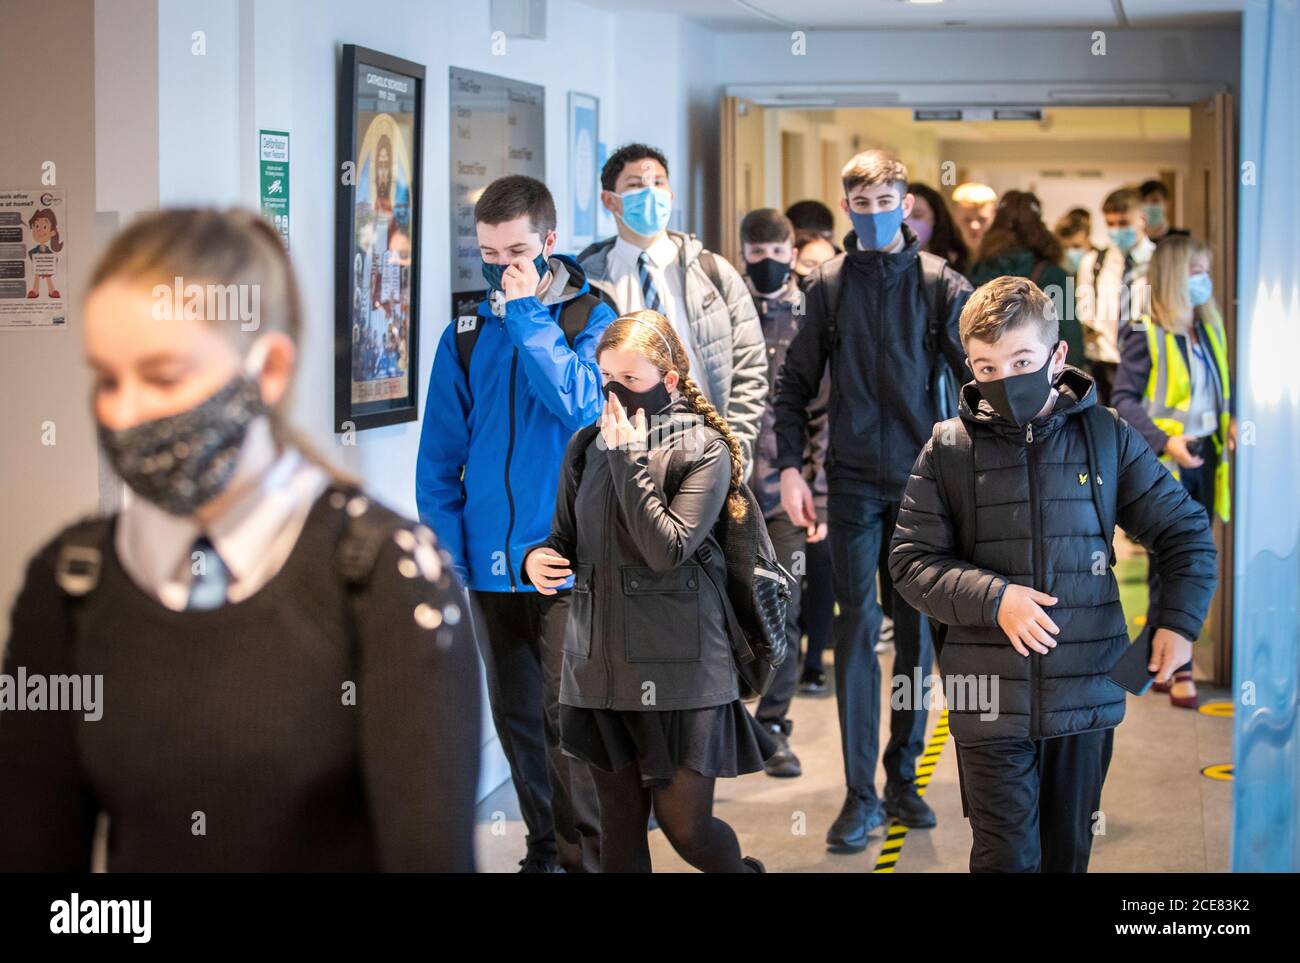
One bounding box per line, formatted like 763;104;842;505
889;276;1217;873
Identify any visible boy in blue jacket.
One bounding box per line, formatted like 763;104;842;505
417;175;615;873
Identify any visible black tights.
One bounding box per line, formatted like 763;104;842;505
589;763;752;873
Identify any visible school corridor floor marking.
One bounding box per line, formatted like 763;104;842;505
872;709;950;873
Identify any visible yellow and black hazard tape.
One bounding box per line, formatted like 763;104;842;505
872;709;949;873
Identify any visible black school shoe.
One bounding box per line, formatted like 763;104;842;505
884;783;937;829
762;722;803;778
798;667;830;696
825;790;886;853
518;855;565;873
742;856;766;873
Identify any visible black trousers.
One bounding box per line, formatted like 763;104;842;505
471;589;601;871
827;489;931;803
1146;445;1217;675
755;512;807;731
799;534;834;673
955;728;1115;873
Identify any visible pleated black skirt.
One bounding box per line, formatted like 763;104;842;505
559;701;776;788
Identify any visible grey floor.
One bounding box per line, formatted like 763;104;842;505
473;647;1233;873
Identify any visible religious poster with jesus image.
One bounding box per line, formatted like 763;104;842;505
334;45;425;432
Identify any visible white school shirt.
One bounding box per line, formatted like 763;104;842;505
605;233;712;404
115;446;331;611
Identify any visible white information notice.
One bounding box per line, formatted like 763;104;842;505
0;189;69;328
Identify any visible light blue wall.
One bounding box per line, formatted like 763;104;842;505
1233;0;1300;873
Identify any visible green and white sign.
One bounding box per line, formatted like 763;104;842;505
258;129;290;249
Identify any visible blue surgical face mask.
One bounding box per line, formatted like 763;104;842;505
1187;271;1213;307
849;206;905;250
618;186;672;237
482;249;550;293
1108;226;1139;253
1064;247;1086;273
1143;203;1166;229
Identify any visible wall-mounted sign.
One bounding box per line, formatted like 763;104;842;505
258;130;290;250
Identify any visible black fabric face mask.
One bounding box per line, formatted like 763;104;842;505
603;378;672;417
977;346;1062;428
746;257;791;295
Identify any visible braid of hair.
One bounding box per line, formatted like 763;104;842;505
677;375;748;521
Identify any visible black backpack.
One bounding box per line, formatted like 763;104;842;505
926;404;1121;656
454;291;609;381
569;424;793;700
815;249;959;421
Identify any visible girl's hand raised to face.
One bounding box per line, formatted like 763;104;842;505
600;392;649;452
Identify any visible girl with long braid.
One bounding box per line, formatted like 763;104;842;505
523;309;771;872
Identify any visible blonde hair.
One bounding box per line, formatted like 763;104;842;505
952;182;997;207
1148;234;1214;335
88;208;356;484
596;310;747;521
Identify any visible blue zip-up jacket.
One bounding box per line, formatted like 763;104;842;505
416;254;615;592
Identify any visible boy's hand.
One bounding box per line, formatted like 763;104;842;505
524;548;572;596
780;467;815;528
1148;627;1193;684
502;256;540;302
996;584;1060;656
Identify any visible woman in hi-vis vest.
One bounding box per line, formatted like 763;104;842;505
1112;234;1234;710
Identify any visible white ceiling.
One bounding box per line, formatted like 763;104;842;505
575;0;1245;32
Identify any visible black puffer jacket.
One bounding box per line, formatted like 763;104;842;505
890;368;1217;745
521;400;738;711
773;224;971;500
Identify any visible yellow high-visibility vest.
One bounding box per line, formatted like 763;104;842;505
1140;312;1231;522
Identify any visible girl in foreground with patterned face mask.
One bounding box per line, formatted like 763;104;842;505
0;209;481;872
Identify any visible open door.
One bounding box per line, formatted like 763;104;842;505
719;96;766;267
1186;92;1237;685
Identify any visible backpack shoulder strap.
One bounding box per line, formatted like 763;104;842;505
558;292;602;347
1079;405;1121;566
929;418;976;561
917;252;950;351
818;256;846;350
697;249;724;300
1028;259;1049;287
54;517;113;597
454;314;483;376
567;423;603;494
1090;247;1108;290
334;487;407;588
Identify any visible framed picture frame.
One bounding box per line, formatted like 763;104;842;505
334;44;425;433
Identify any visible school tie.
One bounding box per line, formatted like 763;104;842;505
1118;252;1136;323
185;535;230;611
638;251;663;314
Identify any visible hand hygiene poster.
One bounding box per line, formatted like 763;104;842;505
0;189;68;327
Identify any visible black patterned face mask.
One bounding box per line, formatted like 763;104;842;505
97;375;267;516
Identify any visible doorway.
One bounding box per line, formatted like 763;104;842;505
721;97;1237;684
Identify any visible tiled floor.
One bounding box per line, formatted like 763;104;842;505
473;648;1233;873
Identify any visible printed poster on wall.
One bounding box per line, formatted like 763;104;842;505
568;92;598;247
448;66;545;317
0;189;68;328
258;130;290;250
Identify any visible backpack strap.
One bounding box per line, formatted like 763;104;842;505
929;419;977;562
53;517;113;597
818;256;846;353
1079;405;1121;567
454;314;483;377
917;253;950;356
697;249;724;301
334;488;401;588
567;423;604;494
456;291;603;380
1028;259;1049;288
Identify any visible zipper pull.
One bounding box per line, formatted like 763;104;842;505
1025;423;1034;444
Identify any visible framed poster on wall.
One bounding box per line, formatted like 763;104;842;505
334;44;425;433
568;92;598;248
449;66;545;317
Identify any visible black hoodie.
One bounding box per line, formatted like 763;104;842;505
772;223;972;500
889;367;1217;745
